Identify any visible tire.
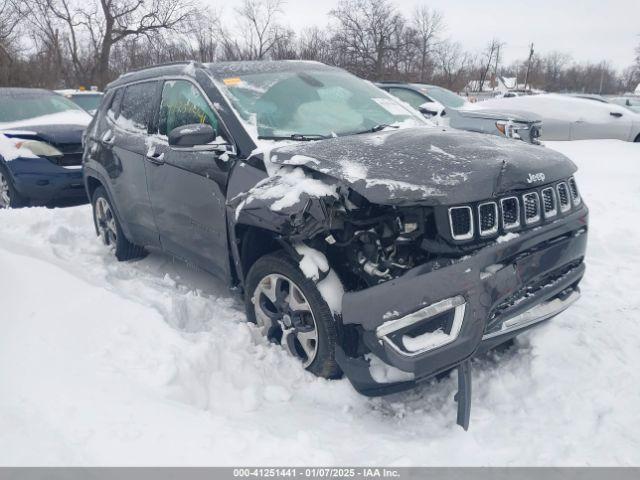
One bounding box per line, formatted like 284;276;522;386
91;186;146;261
245;251;342;379
0;163;28;208
634;134;640;143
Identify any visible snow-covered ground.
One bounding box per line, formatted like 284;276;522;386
1;140;639;466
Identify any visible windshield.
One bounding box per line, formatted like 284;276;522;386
0;92;84;122
422;86;466;109
216;69;425;139
68;94;103;113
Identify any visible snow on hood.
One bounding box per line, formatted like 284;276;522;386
266;126;576;206
0;110;92;131
451;106;541;123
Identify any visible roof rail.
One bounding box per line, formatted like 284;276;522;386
123;60;205;75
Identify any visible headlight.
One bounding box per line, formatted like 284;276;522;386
11;139;63;157
495;120;521;139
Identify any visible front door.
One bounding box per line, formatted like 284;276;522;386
144;79;233;278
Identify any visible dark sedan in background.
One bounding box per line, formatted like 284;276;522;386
378;82;542;144
0;88;92;208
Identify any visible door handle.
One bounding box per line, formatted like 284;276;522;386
145;149;165;165
610;112;623;118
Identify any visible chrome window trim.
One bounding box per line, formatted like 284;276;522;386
448;206;474;241
557;182;571;212
500;196;520;230
478;201;499;236
541;187;557;218
522;191;541;224
568;176;581;206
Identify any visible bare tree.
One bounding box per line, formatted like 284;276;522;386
435;40;471;91
231;0;287;60
330;0;404;79
22;0;197;88
0;1;22;59
412;5;443;82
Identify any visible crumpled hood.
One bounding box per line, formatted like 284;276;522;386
451;107;542;124
269;127;576;206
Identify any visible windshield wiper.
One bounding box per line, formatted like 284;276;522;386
258;133;331;141
354;124;400;135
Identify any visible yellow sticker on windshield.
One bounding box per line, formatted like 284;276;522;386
223;77;242;86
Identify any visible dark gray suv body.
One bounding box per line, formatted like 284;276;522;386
83;61;588;429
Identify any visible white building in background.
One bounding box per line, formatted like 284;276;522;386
635;83;640;95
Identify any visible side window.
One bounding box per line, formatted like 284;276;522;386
388;87;428;109
119;81;157;132
157;80;221;138
107;88;123;120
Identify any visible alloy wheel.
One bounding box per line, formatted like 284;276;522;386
94;197;118;247
0;171;10;208
252;273;319;367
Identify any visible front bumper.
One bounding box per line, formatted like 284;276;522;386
6;156;87;203
336;205;588;396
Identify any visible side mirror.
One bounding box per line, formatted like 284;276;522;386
418;101;444;118
168;123;216;148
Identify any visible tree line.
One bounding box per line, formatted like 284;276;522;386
1;0;639;95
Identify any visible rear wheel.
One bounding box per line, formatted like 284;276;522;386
91;186;146;261
634;134;640;143
0;164;27;208
245;251;342;379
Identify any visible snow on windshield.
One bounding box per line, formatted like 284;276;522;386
215;69;425;141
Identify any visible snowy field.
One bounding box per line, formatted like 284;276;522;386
1;139;639;466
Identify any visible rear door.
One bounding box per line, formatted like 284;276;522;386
144;79;234;278
107;81;161;247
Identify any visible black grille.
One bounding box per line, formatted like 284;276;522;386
557;182;570;212
478;202;498;236
501;197;520;229
523;192;540;224
568;177;580;205
449;207;473;239
447;177;581;242
541;187;557;217
49;153;83;167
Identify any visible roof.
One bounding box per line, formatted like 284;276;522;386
55;89;103;96
635;83;640;94
107;60;337;89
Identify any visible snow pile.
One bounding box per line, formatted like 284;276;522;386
0;139;640;466
294;243;345;314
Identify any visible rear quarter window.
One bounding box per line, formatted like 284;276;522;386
118;82;157;132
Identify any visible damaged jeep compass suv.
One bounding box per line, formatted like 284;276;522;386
83;61;588;429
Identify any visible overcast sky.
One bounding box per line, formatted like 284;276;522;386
204;0;640;71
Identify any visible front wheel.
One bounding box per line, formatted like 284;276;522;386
245;251;342;379
91;186;146;261
0;164;27;208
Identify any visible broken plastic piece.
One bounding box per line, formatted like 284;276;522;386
455;360;472;430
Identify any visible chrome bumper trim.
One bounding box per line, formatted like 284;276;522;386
482;289;581;340
376;296;467;357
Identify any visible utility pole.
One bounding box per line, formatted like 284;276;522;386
523;42;534;91
493;43;501;90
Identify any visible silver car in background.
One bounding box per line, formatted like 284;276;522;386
464;93;640;142
377;82;542;144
